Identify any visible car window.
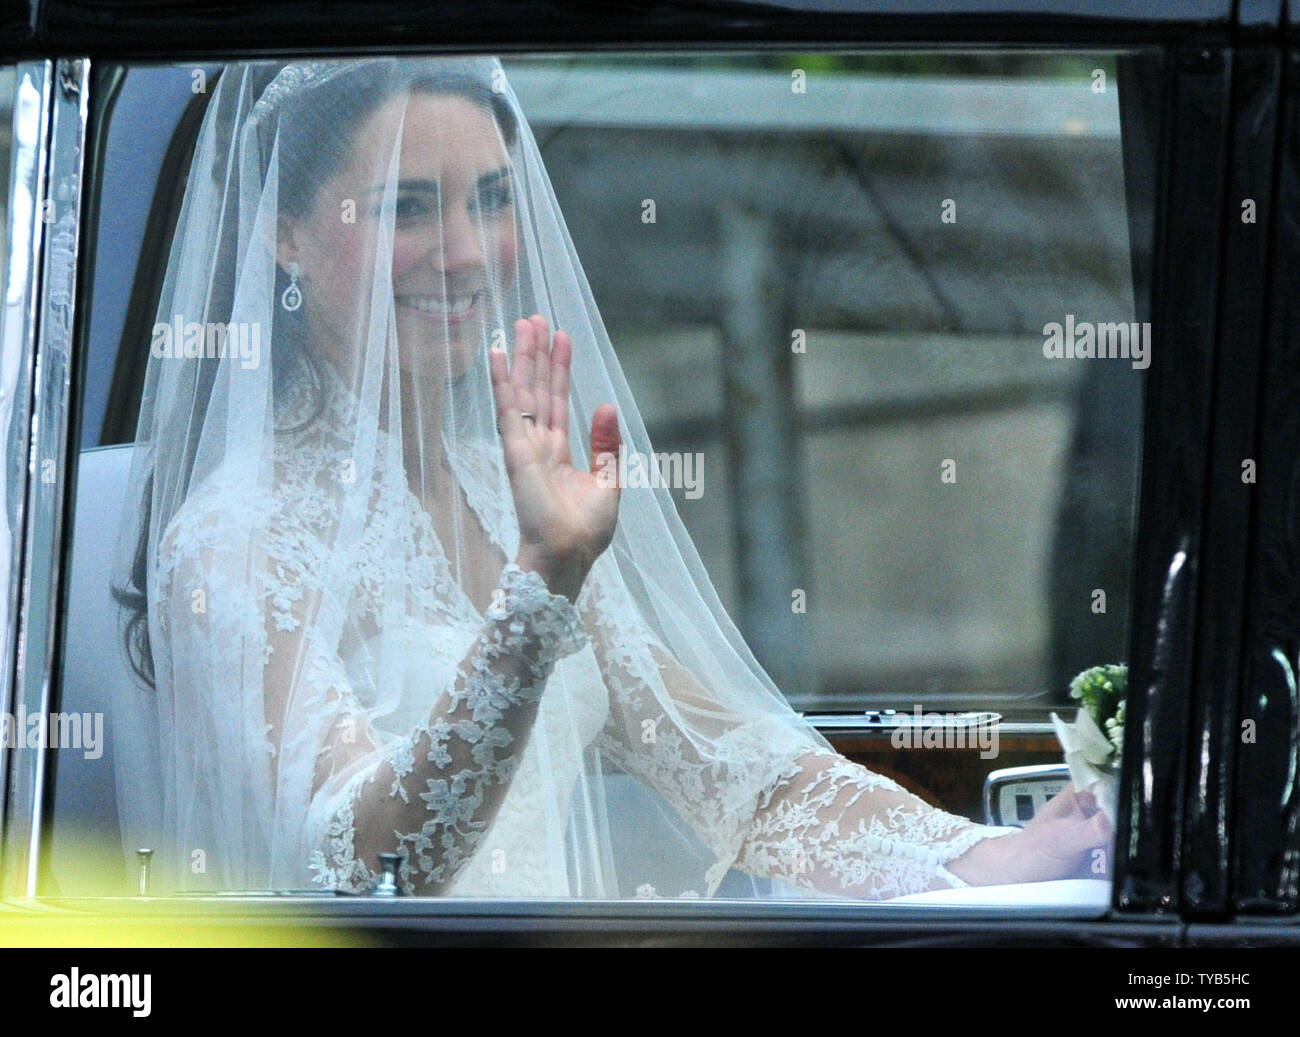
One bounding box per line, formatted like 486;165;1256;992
49;51;1156;904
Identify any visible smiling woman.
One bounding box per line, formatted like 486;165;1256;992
277;87;519;387
98;56;1110;900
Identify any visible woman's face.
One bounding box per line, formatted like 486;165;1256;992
279;91;519;384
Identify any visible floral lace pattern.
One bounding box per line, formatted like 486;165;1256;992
735;755;1012;898
578;557;1013;899
307;563;587;893
154;368;1014;898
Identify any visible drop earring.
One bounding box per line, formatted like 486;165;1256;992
281;261;303;312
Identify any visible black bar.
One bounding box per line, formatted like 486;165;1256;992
1234;47;1300;914
0;0;1241;60
1115;44;1232;913
1179;45;1281;917
0;0;34;50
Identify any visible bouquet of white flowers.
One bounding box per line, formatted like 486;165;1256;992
1051;663;1126;824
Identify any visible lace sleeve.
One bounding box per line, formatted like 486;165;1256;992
734;752;1017;899
156;496;584;894
579;561;1014;900
305;563;587;894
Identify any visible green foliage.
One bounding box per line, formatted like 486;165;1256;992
1071;665;1123;732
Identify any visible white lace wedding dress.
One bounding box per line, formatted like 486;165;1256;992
149;368;1016;900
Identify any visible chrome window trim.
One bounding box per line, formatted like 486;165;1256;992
808;714;1054;737
0;59;53;899
28;893;1116;924
0;57;88;901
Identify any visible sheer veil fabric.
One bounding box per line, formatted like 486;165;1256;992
112;57;1016;899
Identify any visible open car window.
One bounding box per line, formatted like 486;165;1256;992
46;51;1157;907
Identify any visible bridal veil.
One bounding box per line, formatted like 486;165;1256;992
111;57;1014;899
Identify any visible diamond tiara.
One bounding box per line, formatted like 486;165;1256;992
248;56;502;125
249;61;362;124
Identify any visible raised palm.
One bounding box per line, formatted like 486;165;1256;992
488;314;622;600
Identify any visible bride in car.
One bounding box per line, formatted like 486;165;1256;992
111;57;1110;898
